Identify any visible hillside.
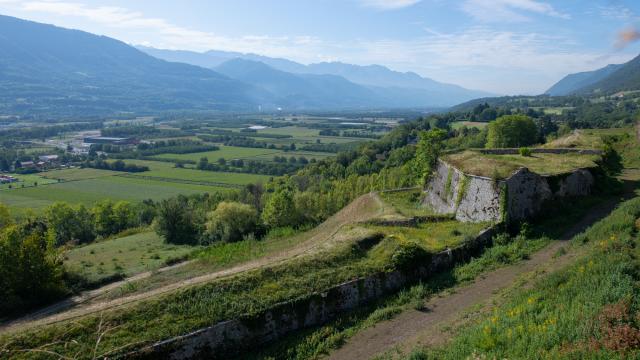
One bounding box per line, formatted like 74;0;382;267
0;15;270;116
545;63;623;96
140;46;492;107
578;54;640;95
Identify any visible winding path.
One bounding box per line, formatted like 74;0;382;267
0;193;388;335
327;186;636;360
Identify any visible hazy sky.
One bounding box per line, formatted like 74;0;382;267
1;0;640;94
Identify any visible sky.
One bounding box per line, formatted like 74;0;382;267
1;0;640;95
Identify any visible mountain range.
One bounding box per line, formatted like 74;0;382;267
0;14;492;116
139;46;492;109
545;54;640;96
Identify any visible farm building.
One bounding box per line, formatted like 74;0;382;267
83;136;137;145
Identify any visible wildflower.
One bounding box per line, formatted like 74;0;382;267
491;316;498;324
527;297;535;305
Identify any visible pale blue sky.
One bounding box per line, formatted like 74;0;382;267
1;0;640;94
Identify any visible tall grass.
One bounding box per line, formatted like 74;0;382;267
409;196;640;359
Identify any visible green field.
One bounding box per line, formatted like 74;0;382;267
451;121;489;130
152;145;281;162
0;162;273;212
64;232;195;285
42;168;123;181
0;173;57;190
152;145;332;163
0;171;233;212
257;126;321;137
115;159;272;184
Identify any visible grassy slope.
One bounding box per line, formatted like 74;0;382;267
64;232;196;285
0;219;485;358
410;197;640;360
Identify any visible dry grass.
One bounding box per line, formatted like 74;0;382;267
543;130;604;149
443;150;600;179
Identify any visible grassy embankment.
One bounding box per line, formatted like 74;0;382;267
63;232;196;286
408;196;640;359
0;214;486;358
244;193;609;359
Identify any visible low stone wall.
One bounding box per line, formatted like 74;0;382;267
423;160;596;223
478;148;602;155
366;214;454;227
130;228;497;360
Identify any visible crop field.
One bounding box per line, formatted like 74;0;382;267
152;145;281;162
257;126;321;137
41;168;123;181
0;170;236;212
115;159;272;184
0;173;57;190
64;231;196;285
152;145;332;163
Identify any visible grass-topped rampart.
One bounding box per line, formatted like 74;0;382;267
443;150;601;179
0;197;487;359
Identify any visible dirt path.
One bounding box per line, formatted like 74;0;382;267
327;195;626;360
0;193;388;335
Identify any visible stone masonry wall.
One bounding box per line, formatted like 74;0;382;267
129;228;497;360
423;160;595;223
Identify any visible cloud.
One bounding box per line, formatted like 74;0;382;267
358;0;421;10
1;0;326;58
597;4;637;21
0;0;630;94
461;0;570;23
350;27;631;93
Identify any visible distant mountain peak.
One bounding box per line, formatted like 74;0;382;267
138;46;493;107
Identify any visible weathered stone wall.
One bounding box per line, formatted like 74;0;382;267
129;228;497;360
423;160;502;223
422;160;596;223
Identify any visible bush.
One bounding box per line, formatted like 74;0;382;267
518;147;532;157
204;202;259;243
486;115;538;148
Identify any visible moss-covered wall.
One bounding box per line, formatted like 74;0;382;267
423;160;596;223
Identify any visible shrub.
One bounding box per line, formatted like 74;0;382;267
486;115;538;148
518;147;532;157
204;202;259;243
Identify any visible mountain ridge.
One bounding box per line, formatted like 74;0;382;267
138;46;493;106
545;63;623;96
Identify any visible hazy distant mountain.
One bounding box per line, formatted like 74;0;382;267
545;64;623;96
0;15;268;115
137;46;307;73
215;58;378;108
140;47;492;107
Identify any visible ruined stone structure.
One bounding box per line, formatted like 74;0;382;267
129;228;497;359
423;159;596;223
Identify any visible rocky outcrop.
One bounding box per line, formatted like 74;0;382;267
423;160;595;223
